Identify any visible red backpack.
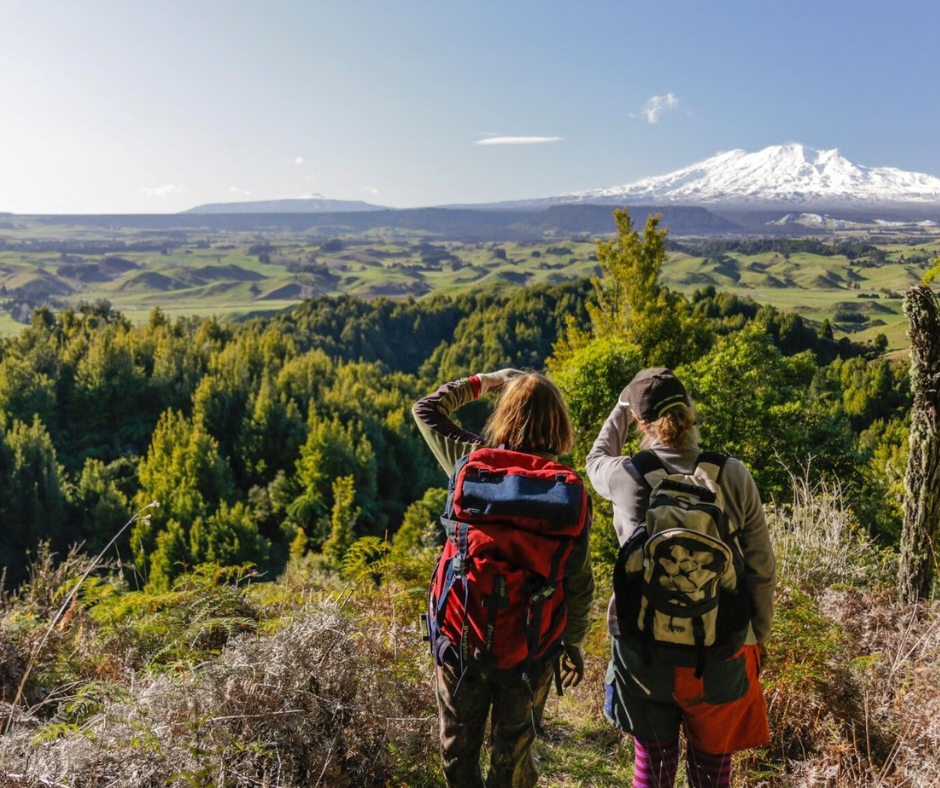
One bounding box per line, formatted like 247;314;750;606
424;448;589;682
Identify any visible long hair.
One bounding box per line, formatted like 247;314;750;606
483;373;574;456
639;404;699;449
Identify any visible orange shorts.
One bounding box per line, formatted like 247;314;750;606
605;639;770;754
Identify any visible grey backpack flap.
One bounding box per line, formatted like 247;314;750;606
615;450;750;676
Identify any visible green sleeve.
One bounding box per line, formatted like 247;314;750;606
412;376;485;477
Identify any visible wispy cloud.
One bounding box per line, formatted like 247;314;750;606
229;186;252;196
476;136;563;146
631;93;680;124
142;184;180;197
294;156;305;166
362;186;379;195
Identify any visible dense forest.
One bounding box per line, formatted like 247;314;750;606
0;215;913;591
0;209;934;787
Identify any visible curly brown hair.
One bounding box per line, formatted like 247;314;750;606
482;373;574;456
639;404;699;449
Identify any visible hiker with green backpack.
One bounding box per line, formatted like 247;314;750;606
586;368;775;788
414;369;594;788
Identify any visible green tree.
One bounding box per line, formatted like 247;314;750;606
71;326;148;462
147;520;191;592
392;486;449;554
323;475;361;563
0;355;57;430
677;325;831;497
234;374;305;489
588;209;708;367
423;281;591;384
856;417;909;541
813;356;909;431
189;501;270;568
287;413;376;548
132;410;237;588
67;457;133;555
128;309;215;416
0;417;68;585
548;334;644;467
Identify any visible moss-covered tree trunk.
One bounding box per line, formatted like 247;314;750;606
899;285;940;602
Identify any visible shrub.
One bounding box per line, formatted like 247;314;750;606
767;466;898;592
0;601;439;787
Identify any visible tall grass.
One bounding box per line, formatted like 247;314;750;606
767;466;897;591
745;467;940;787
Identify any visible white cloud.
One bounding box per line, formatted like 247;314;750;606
294;156;305;166
142;184;180;197
476;136;563;146
631;93;680;124
362;186;379;195
229;186;252;196
298;192;325;199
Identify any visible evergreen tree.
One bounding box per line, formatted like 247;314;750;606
323;476;360;563
588;209;708;367
132;410;238;589
0;417;68;585
287;413;375;548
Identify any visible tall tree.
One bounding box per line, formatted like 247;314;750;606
0;417;68;585
899;284;940;601
323;476;360;563
588;209;708;368
132;410;237;589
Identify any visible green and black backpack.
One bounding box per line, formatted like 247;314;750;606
613;450;751;676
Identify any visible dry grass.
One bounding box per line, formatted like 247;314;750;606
740;467;940;787
767;467;898;592
2;474;939;787
0;600;438;788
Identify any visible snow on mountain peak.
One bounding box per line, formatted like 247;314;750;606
559;144;940;207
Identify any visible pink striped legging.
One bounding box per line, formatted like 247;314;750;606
633;736;732;788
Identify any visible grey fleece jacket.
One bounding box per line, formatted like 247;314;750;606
586;402;775;644
412;376;595;647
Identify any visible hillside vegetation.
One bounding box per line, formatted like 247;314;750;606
0;210;937;786
1;215;937;352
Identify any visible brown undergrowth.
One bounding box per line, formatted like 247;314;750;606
1;474;939;787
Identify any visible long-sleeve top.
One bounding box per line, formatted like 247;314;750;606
585;402;775;644
412;376;595;646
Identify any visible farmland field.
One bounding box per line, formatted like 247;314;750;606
1;215;937;349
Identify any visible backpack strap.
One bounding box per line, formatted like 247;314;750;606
631;450;669;491
694;452;741;545
433;521;473;675
694;451;727;483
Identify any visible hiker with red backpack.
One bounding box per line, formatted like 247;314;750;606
586;368;775;788
413;369;594;788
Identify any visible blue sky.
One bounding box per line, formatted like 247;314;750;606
1;0;938;213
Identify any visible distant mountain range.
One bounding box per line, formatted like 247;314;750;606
182;144;940;216
184;198;386;214
43;205;741;239
492;144;940;210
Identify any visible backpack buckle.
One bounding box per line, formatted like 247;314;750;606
420;613;430;642
531;583;556;602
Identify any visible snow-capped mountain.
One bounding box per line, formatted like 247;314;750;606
515;144;940;209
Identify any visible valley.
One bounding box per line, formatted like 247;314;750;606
0;214;937;349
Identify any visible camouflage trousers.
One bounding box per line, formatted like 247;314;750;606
435;660;554;788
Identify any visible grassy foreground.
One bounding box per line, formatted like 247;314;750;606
0;475;937;787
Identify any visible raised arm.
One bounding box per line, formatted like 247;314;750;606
412;370;522;476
